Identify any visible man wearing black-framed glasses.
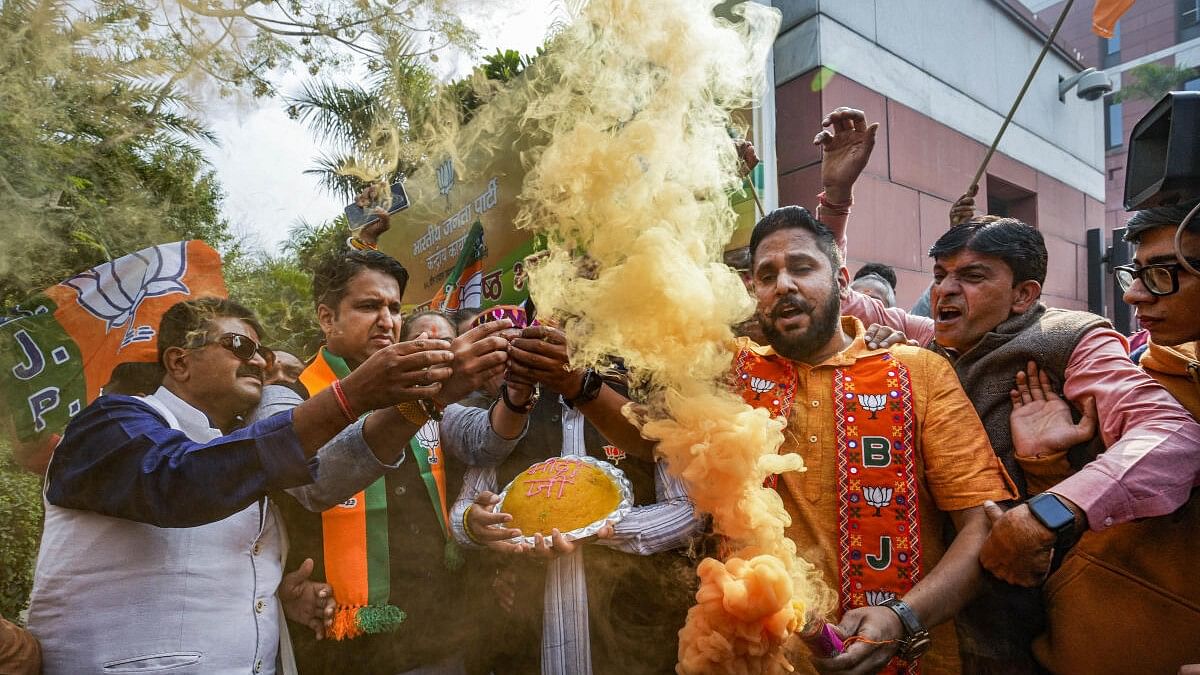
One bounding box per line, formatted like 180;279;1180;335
1023;200;1200;673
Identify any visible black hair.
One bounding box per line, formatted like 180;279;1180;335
401;310;457;341
103;362;165;396
312;249;410;312
853;262;897;289
928;216;1047;286
157;297;264;365
748;206;842;269
1123;199;1200;243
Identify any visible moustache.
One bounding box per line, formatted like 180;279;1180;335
769;295;815;319
236;366;265;383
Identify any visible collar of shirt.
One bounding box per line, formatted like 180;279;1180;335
145;386;223;442
738;316;889;369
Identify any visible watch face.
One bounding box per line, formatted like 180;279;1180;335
1031;494;1074;531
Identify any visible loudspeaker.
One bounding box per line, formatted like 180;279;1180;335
1124;91;1200;211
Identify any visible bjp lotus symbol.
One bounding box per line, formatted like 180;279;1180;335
865;590;896;606
62;242;190;349
857;393;887;419
748;376;776;400
863;485;894;516
415;421;439;451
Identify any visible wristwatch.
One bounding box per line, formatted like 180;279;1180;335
1027;492;1077;546
880;598;932;661
564;368;603;408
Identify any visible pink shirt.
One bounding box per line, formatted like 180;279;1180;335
820;205;1200;530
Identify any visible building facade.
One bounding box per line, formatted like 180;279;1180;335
1023;0;1200;233
768;0;1107;311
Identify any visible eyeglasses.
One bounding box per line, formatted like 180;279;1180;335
188;332;276;368
1113;259;1200;297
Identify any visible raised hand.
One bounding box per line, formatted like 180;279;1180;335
278;558;335;640
949;185;978;226
813;107;879;203
1009;360;1097;459
338;336;455;411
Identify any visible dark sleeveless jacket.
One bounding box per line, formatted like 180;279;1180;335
275;439;485;674
932;303;1110;497
930;303;1110;673
483;393;696;675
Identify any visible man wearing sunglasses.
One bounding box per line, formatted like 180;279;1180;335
27;295;466;674
1017;200;1200;674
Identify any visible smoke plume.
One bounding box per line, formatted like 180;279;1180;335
431;1;832;671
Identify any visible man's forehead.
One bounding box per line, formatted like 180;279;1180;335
343;268;402;301
210;315;258;339
933;249;1007;273
754;228;822;264
1133;225;1198;261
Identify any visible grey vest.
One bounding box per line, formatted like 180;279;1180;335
932;303;1109;497
27;388;288;674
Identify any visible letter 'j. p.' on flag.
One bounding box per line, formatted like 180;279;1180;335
0;241;226;462
1093;0;1136;38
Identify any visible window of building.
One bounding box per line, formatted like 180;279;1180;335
1105;97;1123;149
1101;22;1120;68
986;175;1037;226
1182;0;1200;42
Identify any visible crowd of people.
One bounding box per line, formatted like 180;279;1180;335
2;106;1198;675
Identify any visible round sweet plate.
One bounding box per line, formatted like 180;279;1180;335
494;455;634;545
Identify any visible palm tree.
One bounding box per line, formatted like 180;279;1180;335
1115;63;1198;103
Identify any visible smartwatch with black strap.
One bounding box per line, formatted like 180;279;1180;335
1027;492;1078;547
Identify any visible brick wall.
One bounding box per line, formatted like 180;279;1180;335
775;69;1094;310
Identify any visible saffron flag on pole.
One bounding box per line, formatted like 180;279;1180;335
0;241;227;466
1093;0;1135;37
429;221;486;311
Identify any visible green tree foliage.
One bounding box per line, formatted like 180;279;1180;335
1115;62;1199;103
0;0;232;305
0;442;43;621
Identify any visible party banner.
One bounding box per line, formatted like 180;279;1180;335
0;240;227;443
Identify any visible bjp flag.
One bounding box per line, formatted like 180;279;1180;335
429;221;486;311
1094;0;1135;37
0;241;226;455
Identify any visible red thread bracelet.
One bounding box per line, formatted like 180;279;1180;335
817;190;853;214
331;379;358;422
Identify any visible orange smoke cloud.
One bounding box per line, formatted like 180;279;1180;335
492;1;830;672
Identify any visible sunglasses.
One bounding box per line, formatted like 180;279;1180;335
1112;259;1200;297
188;332;276;369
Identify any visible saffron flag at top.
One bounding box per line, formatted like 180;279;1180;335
1093;0;1136;37
0;240;226;445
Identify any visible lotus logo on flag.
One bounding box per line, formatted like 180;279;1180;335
62;242;191;349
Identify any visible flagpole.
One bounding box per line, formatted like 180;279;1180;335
969;0;1077;193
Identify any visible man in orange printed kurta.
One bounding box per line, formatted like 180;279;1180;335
744;206;1016;674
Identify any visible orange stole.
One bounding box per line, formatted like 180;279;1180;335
734;347;922;674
